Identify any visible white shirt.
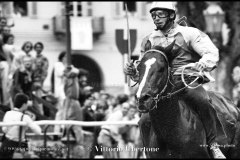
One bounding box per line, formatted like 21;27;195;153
2;108;42;141
101;110;125;137
53;61;66;100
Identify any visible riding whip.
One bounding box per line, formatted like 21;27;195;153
124;2;131;87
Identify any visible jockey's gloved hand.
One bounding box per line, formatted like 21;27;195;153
193;62;207;72
124;60;137;76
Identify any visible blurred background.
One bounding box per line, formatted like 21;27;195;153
0;1;238;98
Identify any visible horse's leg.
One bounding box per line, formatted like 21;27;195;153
138;113;168;158
138;113;152;158
228;121;240;158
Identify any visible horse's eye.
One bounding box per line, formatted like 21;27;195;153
141;94;151;101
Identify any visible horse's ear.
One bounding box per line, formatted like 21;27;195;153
153;40;175;55
144;40;152;52
152;40;175;62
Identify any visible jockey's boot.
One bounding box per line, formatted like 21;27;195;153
210;142;226;159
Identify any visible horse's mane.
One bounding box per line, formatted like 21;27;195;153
150;40;176;62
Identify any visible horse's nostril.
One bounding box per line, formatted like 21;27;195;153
138;105;149;113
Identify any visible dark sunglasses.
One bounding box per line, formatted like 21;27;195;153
151;10;169;19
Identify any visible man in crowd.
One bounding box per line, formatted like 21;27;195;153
33;42;49;85
11;56;34;100
0;93;42;158
32;42;49;115
0;17;8;104
78;68;91;106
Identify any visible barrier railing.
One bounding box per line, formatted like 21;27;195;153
0;120;139;158
0;120;138;126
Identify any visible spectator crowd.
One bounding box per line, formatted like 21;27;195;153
0;16;143;158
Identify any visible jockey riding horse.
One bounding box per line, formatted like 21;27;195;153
124;2;225;158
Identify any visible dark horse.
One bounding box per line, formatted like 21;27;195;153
136;48;240;158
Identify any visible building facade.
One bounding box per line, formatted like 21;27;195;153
0;1;159;95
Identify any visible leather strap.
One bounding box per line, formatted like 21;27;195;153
18;113;25;147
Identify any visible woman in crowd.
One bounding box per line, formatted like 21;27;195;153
12;41;34;72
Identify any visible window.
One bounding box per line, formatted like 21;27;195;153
61;8;65;16
60;2;66;23
32;2;37;16
123;2;136;12
87;1;92;16
13;2;28;16
77;2;82;16
114;2;139;18
64;1;82;16
69;2;74;15
141;2;147;17
115;2;121;17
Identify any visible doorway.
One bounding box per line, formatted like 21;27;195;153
71;54;103;91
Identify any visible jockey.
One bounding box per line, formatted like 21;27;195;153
124;2;226;159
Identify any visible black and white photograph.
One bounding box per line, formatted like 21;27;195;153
0;1;239;159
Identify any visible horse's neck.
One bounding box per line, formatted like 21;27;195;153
153;97;180;122
153;80;200;131
151;83;182;125
149;97;182;139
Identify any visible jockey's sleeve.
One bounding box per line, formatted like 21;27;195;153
189;28;219;71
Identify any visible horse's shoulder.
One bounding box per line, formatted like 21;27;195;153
177;99;199;121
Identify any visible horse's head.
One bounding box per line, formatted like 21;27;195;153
136;48;170;113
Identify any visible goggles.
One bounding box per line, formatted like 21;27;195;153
151;10;169;19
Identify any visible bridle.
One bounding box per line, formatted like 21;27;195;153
137;49;200;112
137;49;171;112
